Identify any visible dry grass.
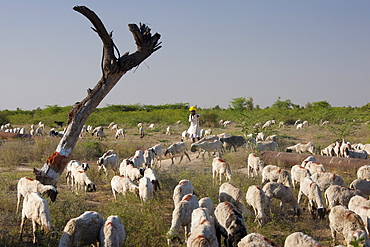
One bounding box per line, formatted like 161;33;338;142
0;122;369;246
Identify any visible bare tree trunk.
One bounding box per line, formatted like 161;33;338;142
34;5;161;185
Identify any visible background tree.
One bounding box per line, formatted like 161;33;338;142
34;5;161;185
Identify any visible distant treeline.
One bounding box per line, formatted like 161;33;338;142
1;101;369;130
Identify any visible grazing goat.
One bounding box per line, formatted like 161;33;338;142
166;194;199;245
357;165;370;181
187;208;218;247
215;201;247;247
144;168;160;191
297;177;326;219
349;195;370;212
245;185;267;226
303;161;326;175
191;140;223;158
66;160;90;186
284;232;323;247
262;165;292;188
164;142;191;165
286;142;316;155
143;147;156;168
97;151;119;176
173;179;195;206
290;165;311;189
257;141;278;151
328;205;369;247
238;233;279;247
139;177;154;202
349;150;368;159
115;128;126;139
20;192;53;244
111;175;139;201
99;215;126;247
353;206;370;235
123;163;143;183
152;144;163;167
212;157;232;183
219;182;250;216
325;185;366;209
16;177;58;214
262;182;302;218
310;171;345;192
219;135;246;152
58;211;104;247
247;153;264;178
73;170;96;193
265;134;279;143
350;179;370;197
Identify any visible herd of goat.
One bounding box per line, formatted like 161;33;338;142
6;119;370;246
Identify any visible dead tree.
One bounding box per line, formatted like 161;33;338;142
34;5;161;185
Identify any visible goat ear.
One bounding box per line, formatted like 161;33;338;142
33;168;40;175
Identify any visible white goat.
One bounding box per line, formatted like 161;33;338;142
212;157;232;183
284;232;323;247
214;201;247;247
245;185;267;226
198;197;215;219
350;179;370;197
164;142;191;165
290;165;311;189
139;177;154;202
143;148;156;168
286;142;316;155
247;153;264;178
238;233;278;247
219;182;250;216
123;163;143;183
357;165;370;181
181;130;190;142
144;168;160;191
97;152;119;176
166;126;171;135
325;185;366;209
349;195;370;212
187;208;218;247
99;215;126;247
310;171;345;192
328;205;369;247
353;206;370;235
58;211;104;247
16;177;58;214
73;170;96;193
19;192;53;244
262;165;292;188
297;177;326;219
115;128;126;139
173;179;195;206
257;141;278;151
263;182;302;218
151;144;163;167
111;175;139;201
304;161;326;175
65;160;90;186
166;194;199;246
191;140;223;158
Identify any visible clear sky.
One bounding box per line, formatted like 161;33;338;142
1;1;369;110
